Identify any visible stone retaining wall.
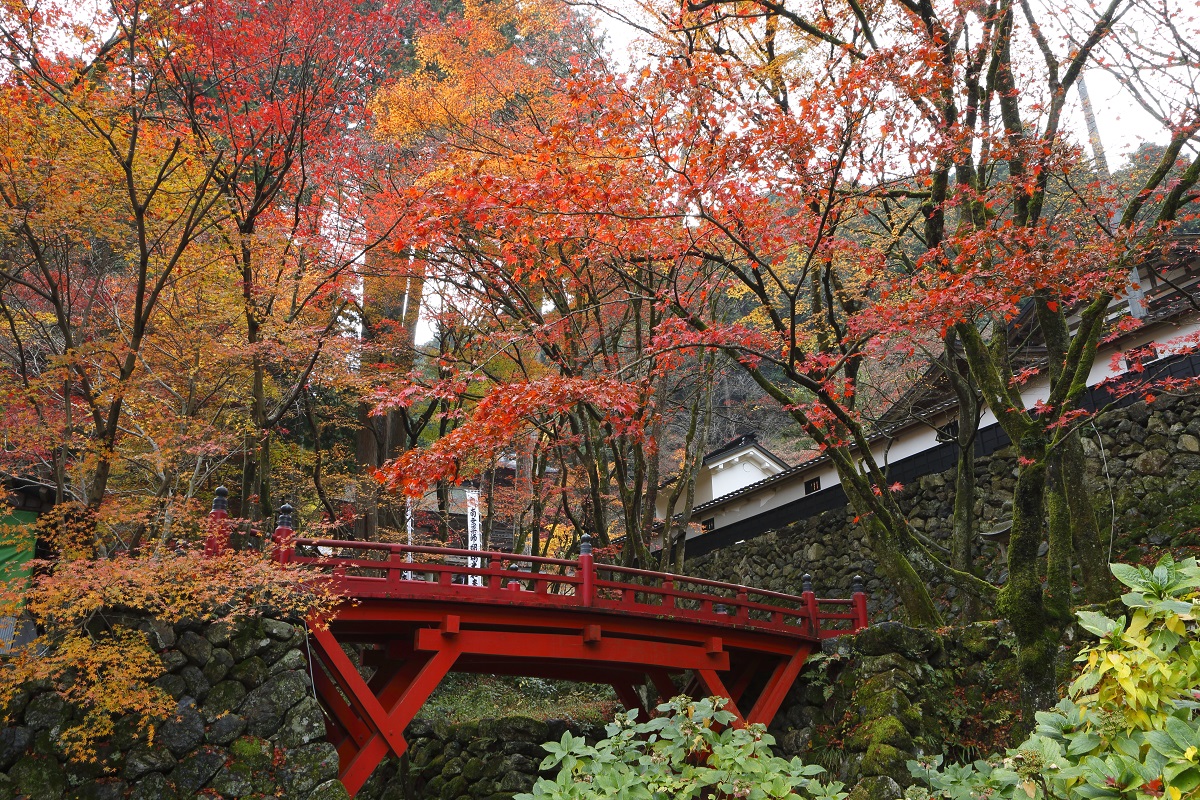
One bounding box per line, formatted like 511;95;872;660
0;616;344;800
352;718;602;800
685;392;1200;618
762;621;1027;800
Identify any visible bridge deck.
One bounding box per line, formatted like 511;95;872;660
277;536;868;795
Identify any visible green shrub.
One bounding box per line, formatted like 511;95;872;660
909;555;1200;800
517;696;848;800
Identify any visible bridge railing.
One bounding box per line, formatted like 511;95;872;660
590;562;867;639
270;530;867;638
202;493;867;638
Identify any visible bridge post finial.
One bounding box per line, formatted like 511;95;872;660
277;502;295;531
273;502;296;564
211;486;229;515
579;533;592;556
801;573;813;594
204;487;231;557
851;574;869;632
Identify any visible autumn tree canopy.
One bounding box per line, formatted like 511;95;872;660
364;0;1200;711
1;0;1198;728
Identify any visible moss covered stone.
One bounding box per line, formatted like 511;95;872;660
854;623;942;661
855;686;912;722
859;742;909;784
210;763;254;796
280;741;339;796
441;775;470;799
203;680;248;721
230;655;269;688
461;757;488;782
846;775;903;800
310;778;353;800
11;754;66;798
228;621;271;662
846;715;914;753
230;736;273;771
853;653;922;681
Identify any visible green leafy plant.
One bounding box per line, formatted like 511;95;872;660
910;556;1200;800
1072;555;1200;732
517;696;849;800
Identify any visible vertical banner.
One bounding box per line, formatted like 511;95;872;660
464;489;483;586
403;496;414;581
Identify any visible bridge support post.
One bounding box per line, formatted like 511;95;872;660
203;487;231;556
694;669;744;723
611;682;648;719
852;575;869;631
801;573;820;637
579;534;594;606
746;648;808;724
307;619;460;795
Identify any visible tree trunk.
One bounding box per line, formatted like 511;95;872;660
1060;430;1116;602
1045;452;1073;622
945;334;983;621
833;462;943;626
951;438;981;620
997;437;1060;719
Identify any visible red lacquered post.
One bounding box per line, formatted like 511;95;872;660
579;534;594;607
488;555;503;595
272;503;295;564
851;574;869;632
204;486;231;557
801;573;819;638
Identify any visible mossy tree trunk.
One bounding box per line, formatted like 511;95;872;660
996;434;1063;718
944;332;984;621
1059;431;1117;602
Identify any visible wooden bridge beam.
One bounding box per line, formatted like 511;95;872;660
694;669;745;723
413;628;731;672
747;649;809;725
308;624;462;795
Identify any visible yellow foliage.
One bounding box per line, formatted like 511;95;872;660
2;630;167;762
371;0;568;147
0;549;340;765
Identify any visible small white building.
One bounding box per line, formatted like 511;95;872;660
663;239;1200;558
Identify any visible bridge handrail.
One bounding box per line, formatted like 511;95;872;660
276;535;868;637
292;538;578;568
594;562;856;607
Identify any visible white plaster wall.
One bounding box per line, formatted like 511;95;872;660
709;458;775;499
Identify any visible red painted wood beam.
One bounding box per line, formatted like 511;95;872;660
339;646;460;794
647;669;678;704
402;658;661;685
309;658;373;754
309;623;427;794
728;654;762;704
413;628;730;672
746;648;811;725
309;626;404;753
330;602;811;654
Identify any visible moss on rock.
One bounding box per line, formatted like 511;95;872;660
847;715;914;753
859;742;909;785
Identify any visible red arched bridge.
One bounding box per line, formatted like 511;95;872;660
206;497;869;795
